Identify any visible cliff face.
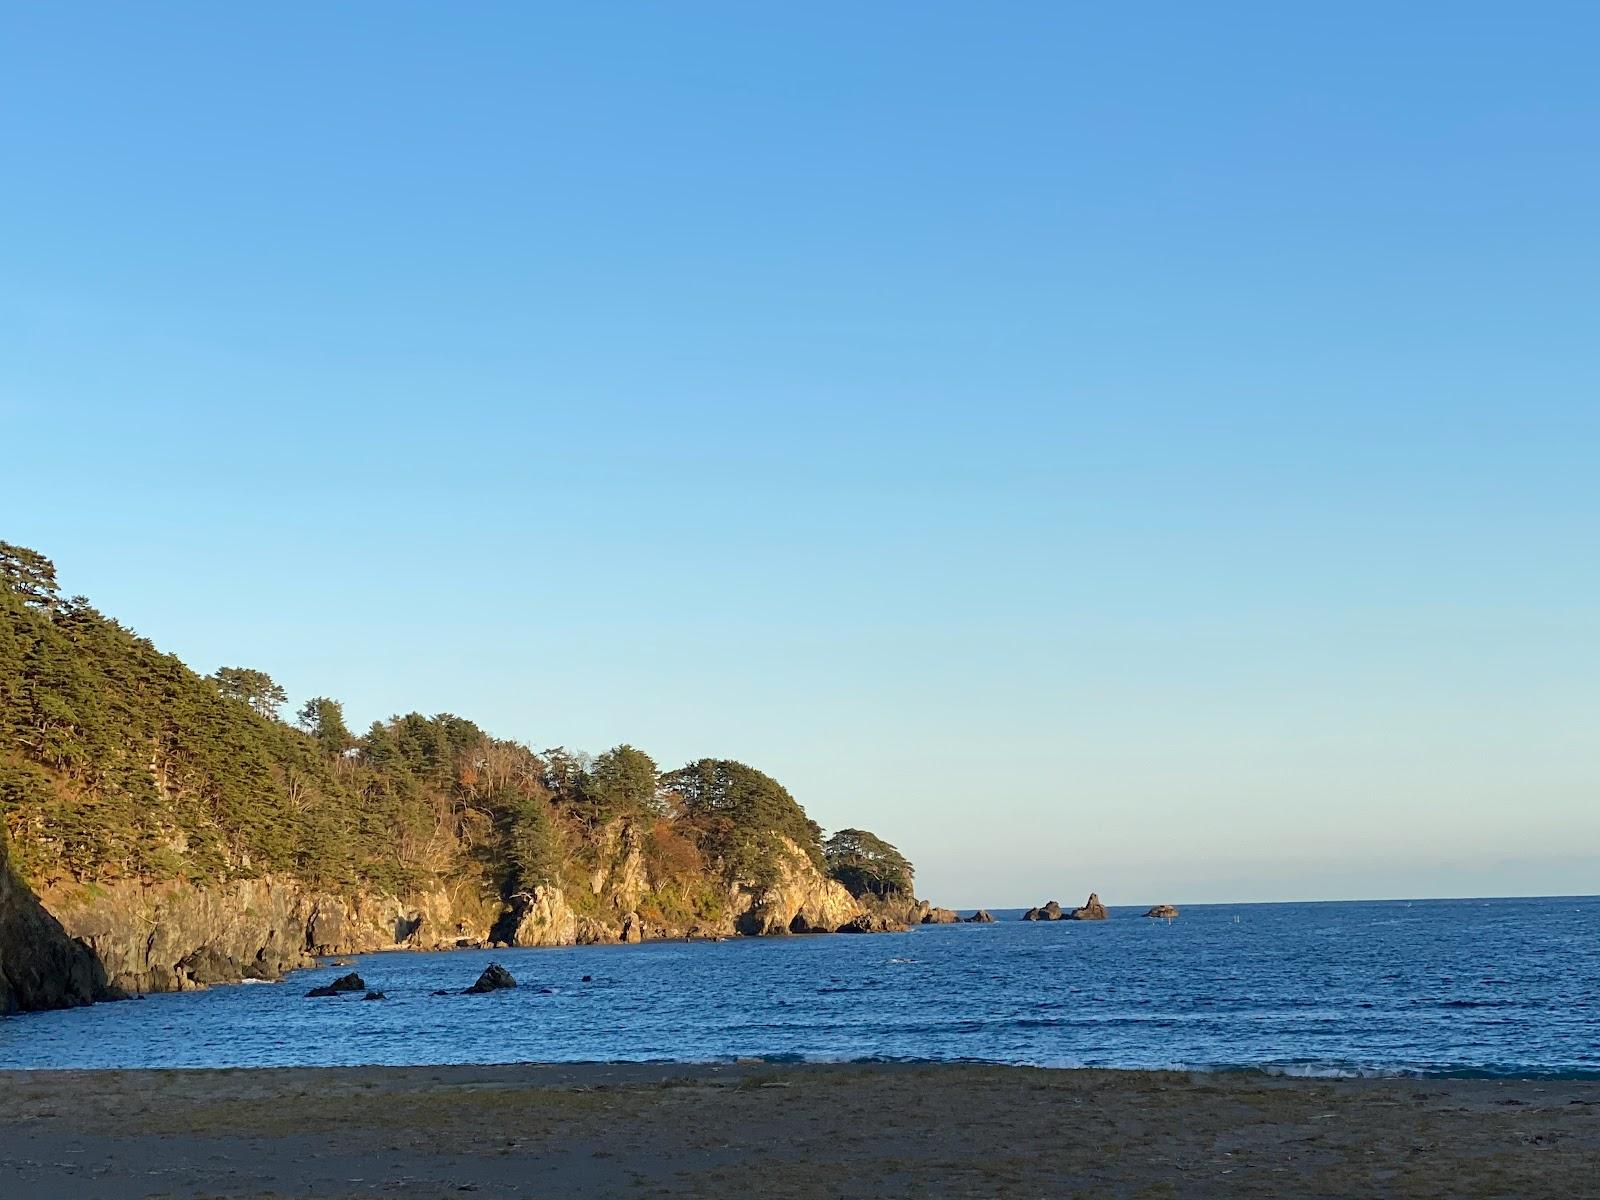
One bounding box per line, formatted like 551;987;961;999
0;836;117;1013
33;830;873;997
732;837;862;935
41;874;503;995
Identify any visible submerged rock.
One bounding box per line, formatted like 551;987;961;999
1067;893;1108;921
965;910;995;923
465;963;516;993
305;971;366;997
1144;904;1179;919
362;990;386;1001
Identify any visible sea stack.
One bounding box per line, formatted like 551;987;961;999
1067;893;1108;921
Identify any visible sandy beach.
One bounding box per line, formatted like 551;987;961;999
2;1062;1596;1198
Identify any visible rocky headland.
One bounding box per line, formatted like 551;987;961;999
0;542;931;1012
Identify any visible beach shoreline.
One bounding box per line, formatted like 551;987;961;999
4;1061;1597;1197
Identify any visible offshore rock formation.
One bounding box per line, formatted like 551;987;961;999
1068;893;1108;920
1145;904;1179;919
920;906;961;925
1;836;119;1014
1023;894;1109;921
965;910;995;923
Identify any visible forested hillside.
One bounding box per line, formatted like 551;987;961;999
0;542;919;1004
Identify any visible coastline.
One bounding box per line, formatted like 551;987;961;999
4;1062;1597;1198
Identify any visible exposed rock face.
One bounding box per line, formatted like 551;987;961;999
496;885;580;948
41;875;500;996
22;824;898;1001
1144;904;1179;919
1023;900;1064;921
733;837;863;936
1068;893;1108;921
921;907;960;925
1;837;118;1014
466;963;516;993
965;910;995;923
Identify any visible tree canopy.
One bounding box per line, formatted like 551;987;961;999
825;828;914;899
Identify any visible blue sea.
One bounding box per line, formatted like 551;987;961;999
4;897;1598;1077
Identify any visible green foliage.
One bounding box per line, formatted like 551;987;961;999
661;758;824;883
825;828;914;899
580;744;661;824
296;696;352;755
210;667;288;720
0;540;912;925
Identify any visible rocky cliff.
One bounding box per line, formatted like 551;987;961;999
40;874;502;995
1;836;118;1013
33;830;878;997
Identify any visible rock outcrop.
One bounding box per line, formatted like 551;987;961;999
305;972;366;998
1023;900;1064;921
965;910;995;923
1144;904;1179;919
1;837;118;1014
41;874;500;996
1068;893;1108;921
920;907;961;925
466;963;516;993
494;885;580;949
21;832;904;1000
733;837;863;935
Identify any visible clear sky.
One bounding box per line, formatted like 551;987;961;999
4;4;1597;907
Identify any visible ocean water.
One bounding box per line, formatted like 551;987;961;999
4;897;1598;1077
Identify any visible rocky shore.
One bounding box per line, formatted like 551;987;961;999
4;834;933;1008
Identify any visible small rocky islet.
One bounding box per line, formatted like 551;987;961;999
1022;892;1109;921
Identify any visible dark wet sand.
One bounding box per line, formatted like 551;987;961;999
2;1062;1597;1198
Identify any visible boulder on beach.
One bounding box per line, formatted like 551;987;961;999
305;971;365;998
1144;904;1179;919
965;910;995;923
1067;893;1108;921
464;963;516;993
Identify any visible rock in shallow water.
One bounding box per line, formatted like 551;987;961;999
1067;893;1108;921
464;963;516;993
305;972;366;998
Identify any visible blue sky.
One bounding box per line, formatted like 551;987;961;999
4;4;1597;905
